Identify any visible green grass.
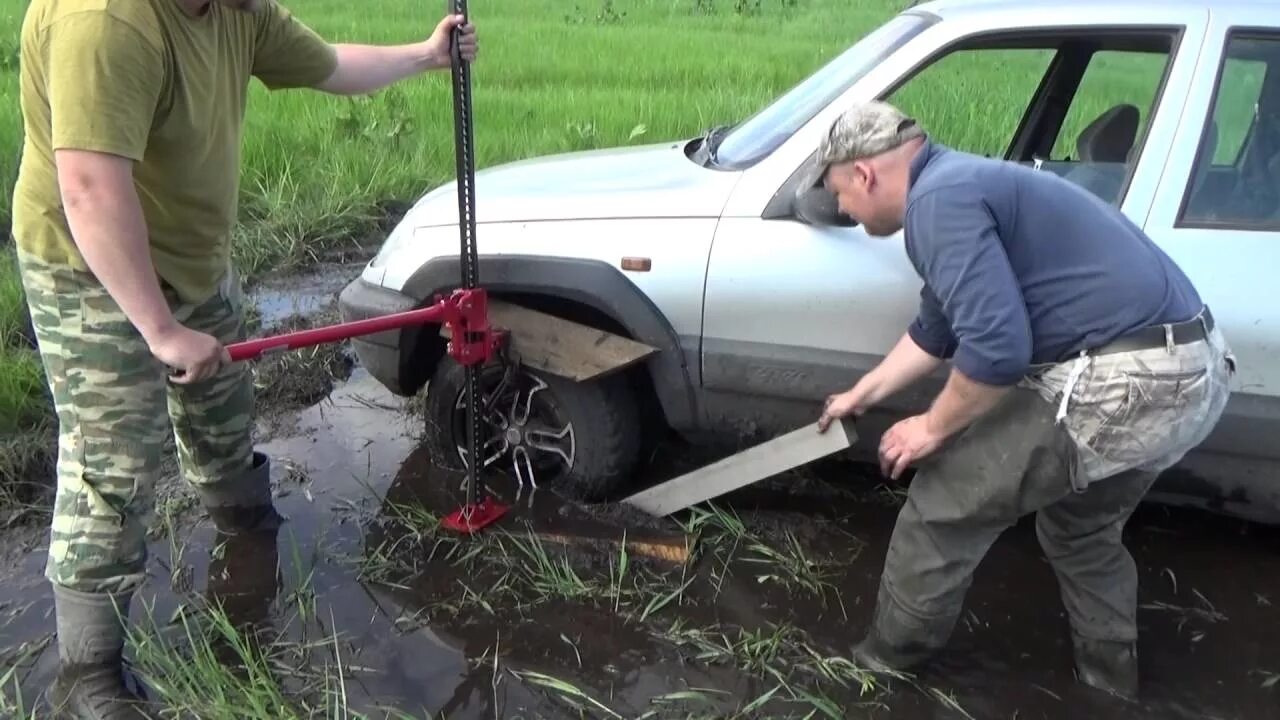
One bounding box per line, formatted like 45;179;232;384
0;2;19;235
0;251;43;436
224;0;904;273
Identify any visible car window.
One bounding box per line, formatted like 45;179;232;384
1051;51;1166;159
1049;49;1171;205
1203;57;1266;165
1180;33;1280;230
712;13;933;170
886;49;1056;158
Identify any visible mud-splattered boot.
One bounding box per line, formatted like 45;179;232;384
849;584;953;674
45;584;153;720
1072;633;1139;702
199;451;284;535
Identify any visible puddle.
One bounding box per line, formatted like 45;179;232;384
2;369;1278;719
246;263;354;329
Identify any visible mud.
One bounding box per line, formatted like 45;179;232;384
1;278;1278;718
247;264;355;331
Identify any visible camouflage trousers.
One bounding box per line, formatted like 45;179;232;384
17;251;257;596
868;310;1234;661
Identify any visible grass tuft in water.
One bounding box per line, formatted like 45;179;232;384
511;669;625;719
0;633;51;720
127;600;301;719
679;502;852;611
655;617;914;716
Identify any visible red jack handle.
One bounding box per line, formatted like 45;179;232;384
224;288;503;367
226;304;449;362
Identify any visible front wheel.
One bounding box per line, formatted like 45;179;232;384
423;357;642;502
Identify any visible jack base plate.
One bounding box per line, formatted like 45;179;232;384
441;497;509;534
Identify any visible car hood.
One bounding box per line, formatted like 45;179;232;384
408;141;742;226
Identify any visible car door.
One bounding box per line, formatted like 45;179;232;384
1141;8;1280;466
700;5;1208;434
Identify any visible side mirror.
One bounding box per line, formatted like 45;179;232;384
793;186;856;227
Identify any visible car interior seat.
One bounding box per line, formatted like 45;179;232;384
1183;120;1220;218
1064;104;1141;204
1240;79;1280;223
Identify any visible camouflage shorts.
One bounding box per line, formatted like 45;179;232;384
1021;310;1236;490
17;251;257;595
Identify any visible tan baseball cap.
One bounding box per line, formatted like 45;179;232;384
798;100;926;190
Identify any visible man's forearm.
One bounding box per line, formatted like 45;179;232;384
923;367;1011;439
57;150;177;343
317;43;441;95
860;332;946;405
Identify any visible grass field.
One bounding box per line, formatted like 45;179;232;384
0;0;1193;489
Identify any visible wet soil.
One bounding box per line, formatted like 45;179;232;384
1;272;1278;719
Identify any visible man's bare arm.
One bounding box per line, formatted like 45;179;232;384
315;43;441;96
314;16;476;96
55;149;227;382
923;367;1011;439
861;332;948;405
56;149;178;341
818;332;944;431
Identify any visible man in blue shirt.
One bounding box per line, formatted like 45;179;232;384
807;101;1235;701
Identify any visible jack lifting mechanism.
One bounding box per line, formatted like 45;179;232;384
226;0;510;534
224;1;861;535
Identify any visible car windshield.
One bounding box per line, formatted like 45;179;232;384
709;13;933;170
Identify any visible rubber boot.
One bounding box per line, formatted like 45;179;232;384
849;584;953;673
1072;632;1139;702
198;451;284;535
45;584;152;720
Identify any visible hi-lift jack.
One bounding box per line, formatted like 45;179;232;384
225;0;508;534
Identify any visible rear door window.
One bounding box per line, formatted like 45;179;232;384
1179;33;1280;229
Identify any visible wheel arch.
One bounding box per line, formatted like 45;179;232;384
396;254;699;433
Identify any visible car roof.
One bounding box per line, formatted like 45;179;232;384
911;0;1278;20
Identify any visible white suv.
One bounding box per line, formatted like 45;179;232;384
340;0;1280;522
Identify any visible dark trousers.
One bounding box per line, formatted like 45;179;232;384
868;387;1159;661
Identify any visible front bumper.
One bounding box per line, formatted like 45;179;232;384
338;276;418;395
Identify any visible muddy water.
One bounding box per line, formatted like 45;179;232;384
2;368;1279;719
248;263;357;328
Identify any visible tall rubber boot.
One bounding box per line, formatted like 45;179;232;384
45;584;152;720
1072;632;1139;702
198;451;284;535
848;584;954;673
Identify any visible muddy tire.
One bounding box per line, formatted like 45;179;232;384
423;357;641;502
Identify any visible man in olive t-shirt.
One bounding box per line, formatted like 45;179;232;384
13;1;477;717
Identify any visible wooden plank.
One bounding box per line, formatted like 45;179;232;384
534;531;690;565
441;300;658;382
621;418;859;516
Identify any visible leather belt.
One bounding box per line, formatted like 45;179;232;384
1089;306;1214;358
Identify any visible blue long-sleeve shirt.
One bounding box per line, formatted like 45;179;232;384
903;140;1204;386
